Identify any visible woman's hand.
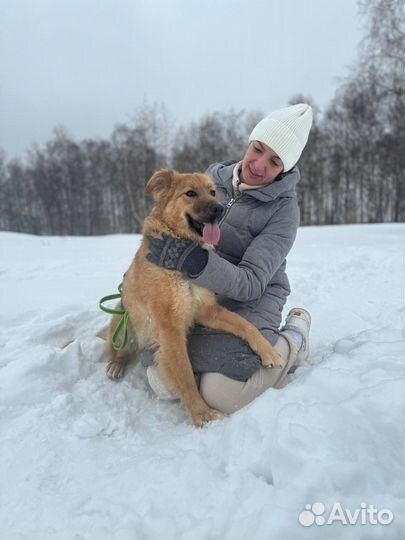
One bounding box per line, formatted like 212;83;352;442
146;234;208;278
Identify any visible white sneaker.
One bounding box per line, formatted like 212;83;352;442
281;308;311;362
146;365;179;401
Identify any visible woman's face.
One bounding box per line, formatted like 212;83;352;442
241;141;284;185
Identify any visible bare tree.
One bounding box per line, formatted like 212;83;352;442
172;109;262;172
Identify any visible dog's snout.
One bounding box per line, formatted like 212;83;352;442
210;203;225;220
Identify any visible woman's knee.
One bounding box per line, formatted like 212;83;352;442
199;373;225;411
199;372;246;414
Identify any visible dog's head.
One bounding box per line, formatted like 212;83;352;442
145;169;224;245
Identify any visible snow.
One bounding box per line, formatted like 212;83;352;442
0;224;404;540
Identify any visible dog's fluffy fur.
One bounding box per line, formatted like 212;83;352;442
106;169;281;426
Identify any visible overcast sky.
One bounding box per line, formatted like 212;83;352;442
0;0;363;158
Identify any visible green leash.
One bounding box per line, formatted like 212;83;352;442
99;282;129;351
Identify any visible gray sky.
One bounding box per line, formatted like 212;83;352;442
0;0;363;159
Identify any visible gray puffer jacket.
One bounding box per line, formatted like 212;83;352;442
193;163;300;330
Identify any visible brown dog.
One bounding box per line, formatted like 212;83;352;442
106;169;281;426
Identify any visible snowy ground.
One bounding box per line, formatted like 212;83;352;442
0;224;404;540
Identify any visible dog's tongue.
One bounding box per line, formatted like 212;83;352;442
202;223;221;245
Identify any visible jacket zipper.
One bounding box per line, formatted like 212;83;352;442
219;193;243;227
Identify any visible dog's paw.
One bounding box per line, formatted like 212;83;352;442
248;334;283;369
191;406;224;427
260;346;283;369
106;361;125;380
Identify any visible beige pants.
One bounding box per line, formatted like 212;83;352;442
199;333;298;414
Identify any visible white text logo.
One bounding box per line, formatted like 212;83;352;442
298;502;394;527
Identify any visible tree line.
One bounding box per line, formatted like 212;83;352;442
0;0;403;235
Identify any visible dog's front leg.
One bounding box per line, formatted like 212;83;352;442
106;312;133;379
106;349;131;379
155;325;223;426
196;305;282;368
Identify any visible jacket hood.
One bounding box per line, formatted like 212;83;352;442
208;161;300;202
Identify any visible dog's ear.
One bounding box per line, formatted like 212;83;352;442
145;169;175;201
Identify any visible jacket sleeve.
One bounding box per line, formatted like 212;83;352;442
191;198;299;302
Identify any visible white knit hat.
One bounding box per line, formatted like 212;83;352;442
248;103;313;172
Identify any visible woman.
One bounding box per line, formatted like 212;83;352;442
145;103;313;414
